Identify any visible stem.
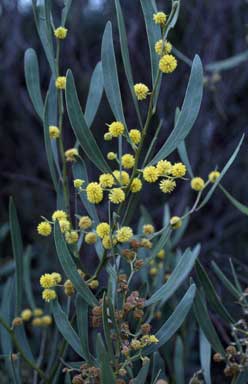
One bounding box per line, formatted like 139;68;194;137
0;317;48;382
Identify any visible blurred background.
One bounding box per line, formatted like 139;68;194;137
0;0;248;381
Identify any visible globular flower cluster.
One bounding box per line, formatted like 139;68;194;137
12;308;52;328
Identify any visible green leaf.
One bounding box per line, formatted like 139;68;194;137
65;70;111;173
149;55;203;164
219;185;248;216
205;49;248;72
84;62;104;128
133;361;150;384
151;352;165;383
174;337;185;384
211;261;240;300
144;284;196;354
24;48;43;119
193;288;225;355
51;300;85;358
23;246;36;310
100;351;115;384
200;329;211;384
102;295;115;361
145;246;200;307
9;198;23;314
195;260;234;323
114;0;142;128
178;140;194;178
198;135;244;209
75;295;91;362
61;0;72;26
164;1;181;39
54;223;98;307
140;0;161;85
235;371;248;384
15;325;35;363
101;21;125;124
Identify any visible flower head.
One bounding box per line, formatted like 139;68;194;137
33;308;43;317
99;173;115;188
49;125;60;139
86;182;103;204
40;273;56;289
21;309;32;321
104;132;112;141
79;216;92;229
96;222;110;238
102;235;112;249
129;129;141;145
59;219;70;233
159;179;176;193
157;249;165;260
109;188;125;204
156;160;172;176
51;272;62;284
85;232;97;244
171;162;186;178
170;216;182;229
52;210;67;221
130;178;142;193
134;83;149;101
37;221;52;236
89;280;99;290
107;152;117;160
208;171;220;183
42;289;57;302
65;231;79;244
116;226;133;243
143;166;159;183
155;39;172;55
143;224;155;235
64;279;75;296
73;179;84;189
41;315;53;326
113;170;130;186
153;12;167;25
121;154;135;169
159;54;177;73
54;26;68;39
191;177;205;191
65;148;78;162
55;76;66;89
108;121;125;137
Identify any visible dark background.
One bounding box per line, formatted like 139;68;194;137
0;0;248;381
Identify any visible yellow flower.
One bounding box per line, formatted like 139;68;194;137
130;178;142;193
157;249;165;260
49;125;60;139
131;339;142;350
51;272;62;284
155;39;172;55
113;170;130;186
96;222;110;238
37;221;52;236
64;279;75;296
86;182;103;204
134;83;149;101
104;132;112;141
102;235;115;250
41;315;53;326
143;166;159;183
33;308;43;317
54;26;68;39
191;177;205;191
88;280;99;290
159;179;176;193
107;152;117;160
170;216;182;229
108;121;125;137
52;210;67;222
148;335;159;344
21;309;32;322
65;148;78;162
73;179;84;189
208;171;220;183
153;11;167;25
40;273;56;289
59;219;70;233
156;160;172;176
55;76;66;89
121;154;135;169
149;267;158;277
85;232;97;244
143;224;155;235
42;289;57;302
109;188;125;204
129;129;141;145
159;54;177;73
99;173;115;188
65;231;79;244
171;162;186;178
141;238;152;248
116;226;133;243
79;216;92;229
32;318;42;327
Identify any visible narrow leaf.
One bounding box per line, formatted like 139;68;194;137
23;246;36;310
206;49;248;72
219;185;248;216
84;62;104;128
133;361;150;384
61;0;72;26
178;140;194;178
54;223;98;307
174;337;185;384
24;48;43;119
76;295;91;362
200;329;211;384
211;262;240;300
